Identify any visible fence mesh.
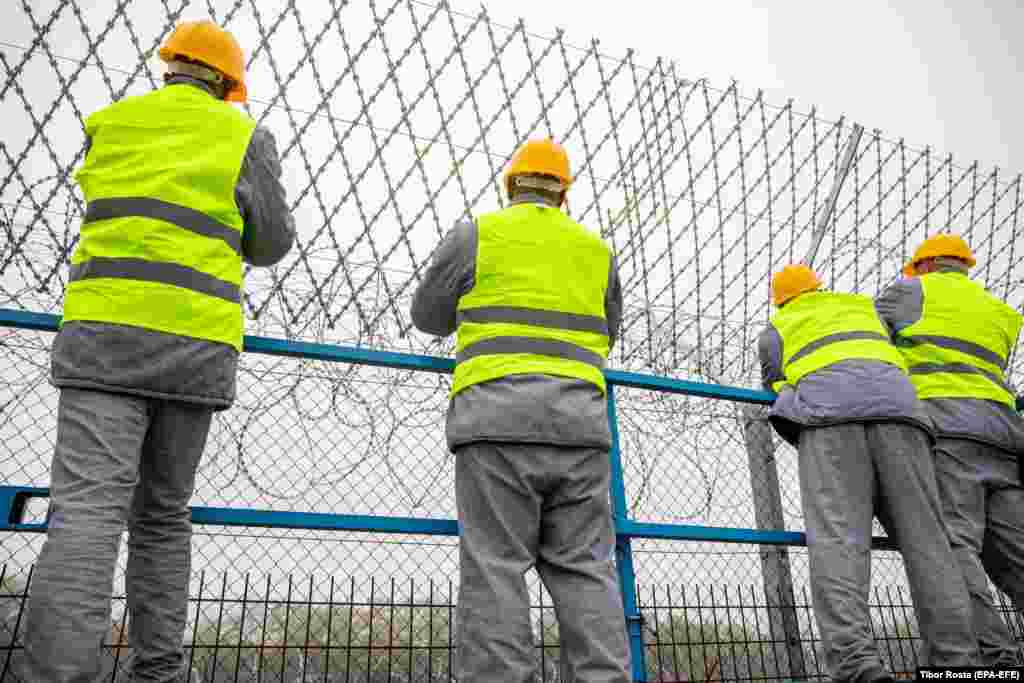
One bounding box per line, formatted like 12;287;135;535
5;564;1023;682
2;0;1024;679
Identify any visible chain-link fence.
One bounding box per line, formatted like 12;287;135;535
2;0;1024;680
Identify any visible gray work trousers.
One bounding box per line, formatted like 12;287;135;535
454;442;631;683
933;438;1024;667
21;388;213;683
798;422;978;682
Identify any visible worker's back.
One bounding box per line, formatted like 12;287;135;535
770;290;906;387
895;271;1021;407
50;80;290;409
453;202;611;394
761;289;928;445
434;198;619;452
65;83;257;351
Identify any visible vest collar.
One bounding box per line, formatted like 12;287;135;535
778;289;829;310
163;76;218;99
510;192;560;209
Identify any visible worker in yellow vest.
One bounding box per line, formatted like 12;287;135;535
410;139;631;682
876;233;1024;668
21;20;295;682
759;265;977;683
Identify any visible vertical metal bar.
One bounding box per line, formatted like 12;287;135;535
447;579;454;678
607;384;647;681
344;577;355;682
538;578;547;680
323;575;335;681
742;405;807;680
804;123;865;268
884;584;909;674
211;573;228;681
708;585;723;679
280;574;294;679
108;599;129;682
873;585;897;673
303;575;314;680
695;586;710;680
733;586;752;679
427;579;435;681
387;578;395;681
894;584;920;671
681;585;696;680
649;583;664;677
748;585;771;678
801;585;823;677
407;579;414;678
187;570;205;678
0;565;24;680
258;574;272;683
367;577;376;676
234;572;250;683
665;584;680;678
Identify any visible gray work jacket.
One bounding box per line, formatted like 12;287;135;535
875;269;1024;458
757;315;932;448
51;78;296;409
410;193;624;452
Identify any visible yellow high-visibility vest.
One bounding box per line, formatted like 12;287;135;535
895;272;1022;407
452;203;611;396
771;291;907;392
63;84;256;350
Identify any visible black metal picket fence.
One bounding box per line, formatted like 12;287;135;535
2;566;1021;682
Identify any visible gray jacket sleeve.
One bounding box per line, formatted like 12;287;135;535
235;126;296;267
758;325;785;392
874;277;923;336
606;253;624;351
410;218;476;337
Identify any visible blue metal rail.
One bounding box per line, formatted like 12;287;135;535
0;484;902;551
0;306;917;680
0;306;904;553
0;308;775;402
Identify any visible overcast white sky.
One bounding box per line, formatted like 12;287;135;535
482;0;1024;175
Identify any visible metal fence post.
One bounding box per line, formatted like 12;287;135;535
607;384;647;682
804;123;865;268
742;405;807;680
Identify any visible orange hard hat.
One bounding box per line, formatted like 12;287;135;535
771;264;822;307
159;20;247;103
504;138;572;195
902;233;976;277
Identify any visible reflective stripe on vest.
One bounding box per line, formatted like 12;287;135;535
771;291;906;391
452;203;611;396
895;272;1022;406
84;197;243;255
63;84;255;350
456;306;610;336
69;255;240;304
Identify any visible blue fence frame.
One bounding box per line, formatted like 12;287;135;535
0;307;948;680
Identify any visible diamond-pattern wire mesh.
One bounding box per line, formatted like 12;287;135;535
2;0;1024;658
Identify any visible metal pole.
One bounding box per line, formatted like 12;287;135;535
804;123;865;268
742;405;807;680
607;385;647;682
